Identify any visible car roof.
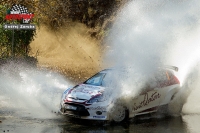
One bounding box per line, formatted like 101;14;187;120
99;66;178;74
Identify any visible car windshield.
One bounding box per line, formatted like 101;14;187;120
84;69;120;86
84;72;106;86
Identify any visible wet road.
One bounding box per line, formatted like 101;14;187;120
1;111;198;133
0;63;199;133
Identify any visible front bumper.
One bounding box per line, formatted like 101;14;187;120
60;103;109;120
60;103;90;117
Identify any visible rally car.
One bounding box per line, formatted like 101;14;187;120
59;66;180;122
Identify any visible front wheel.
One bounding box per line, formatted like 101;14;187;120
109;104;129;123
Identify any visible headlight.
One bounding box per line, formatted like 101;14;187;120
87;94;105;104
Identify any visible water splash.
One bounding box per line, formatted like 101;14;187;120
104;0;200;116
0;61;72;118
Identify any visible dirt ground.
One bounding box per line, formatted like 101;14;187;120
29;23;105;83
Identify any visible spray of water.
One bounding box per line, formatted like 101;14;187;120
0;61;72;119
104;0;200;116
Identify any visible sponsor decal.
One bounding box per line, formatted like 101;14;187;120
72;86;102;95
87;106;107;111
65;105;77;110
93;116;106;119
132;92;161;111
81;84;102;89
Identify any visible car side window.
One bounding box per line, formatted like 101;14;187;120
101;71;113;87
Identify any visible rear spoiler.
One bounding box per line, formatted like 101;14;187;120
164;66;179;72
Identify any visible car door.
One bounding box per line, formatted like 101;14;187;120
129;89;161;117
129;70;169;117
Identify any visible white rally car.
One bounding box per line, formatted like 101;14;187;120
60;66;180;122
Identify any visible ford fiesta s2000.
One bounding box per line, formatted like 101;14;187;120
60;66;180;122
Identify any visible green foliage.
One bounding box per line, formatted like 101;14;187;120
0;4;37;58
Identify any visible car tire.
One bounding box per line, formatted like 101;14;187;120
109;104;129;123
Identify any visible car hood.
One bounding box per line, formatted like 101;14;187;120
66;84;105;102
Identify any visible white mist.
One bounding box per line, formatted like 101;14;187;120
0;62;72;119
104;0;200;116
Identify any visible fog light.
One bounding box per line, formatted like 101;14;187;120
96;111;102;115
